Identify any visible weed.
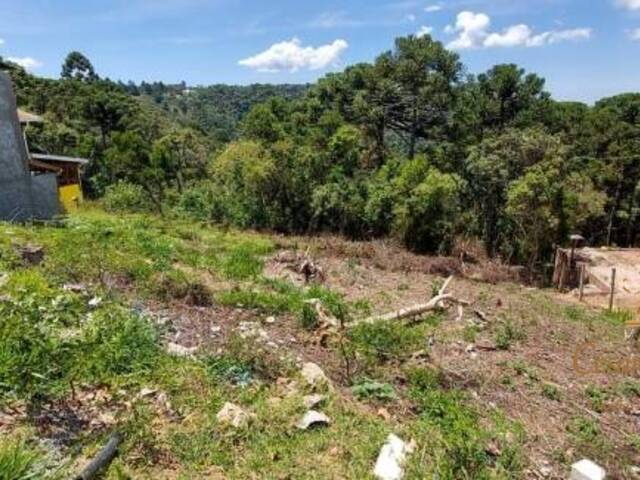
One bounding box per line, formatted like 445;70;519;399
0;438;54;480
463;325;480;343
541;383;561;401
494;319;525;350
584;386;608;413
351;379;398;402
617;379;640;398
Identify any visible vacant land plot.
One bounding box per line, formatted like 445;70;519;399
1;209;638;479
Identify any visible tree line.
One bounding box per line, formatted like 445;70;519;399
2;38;639;270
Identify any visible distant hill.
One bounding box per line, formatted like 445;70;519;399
121;81;310;143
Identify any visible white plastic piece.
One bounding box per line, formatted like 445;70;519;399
570;459;606;480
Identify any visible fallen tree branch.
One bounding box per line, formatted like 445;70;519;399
352;276;469;327
75;432;122;480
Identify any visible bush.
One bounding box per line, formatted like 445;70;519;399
348;321;425;363
102;181;152;213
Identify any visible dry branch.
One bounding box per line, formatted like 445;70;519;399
352;276;469;327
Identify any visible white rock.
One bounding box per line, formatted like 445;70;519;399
210;325;222;334
167;342;198;357
296;410;330;430
303;394;326;409
373;434;415;480
216;402;251;428
300;362;331;392
88;296;102;307
570;459;606;480
265;316;276;324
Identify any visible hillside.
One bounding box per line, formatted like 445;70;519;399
1;209;638;479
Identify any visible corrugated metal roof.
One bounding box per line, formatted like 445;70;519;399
31;153;89;165
17;108;43;124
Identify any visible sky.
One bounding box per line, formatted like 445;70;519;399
1;0;639;103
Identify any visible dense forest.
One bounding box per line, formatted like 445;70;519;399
2;35;639;271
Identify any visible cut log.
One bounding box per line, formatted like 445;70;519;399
75;432;122;480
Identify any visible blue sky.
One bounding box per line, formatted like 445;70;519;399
1;0;639;103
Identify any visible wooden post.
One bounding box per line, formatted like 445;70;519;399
609;267;617;311
578;264;586;302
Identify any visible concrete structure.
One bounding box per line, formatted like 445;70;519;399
0;71;60;221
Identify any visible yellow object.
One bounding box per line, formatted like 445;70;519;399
59;184;83;212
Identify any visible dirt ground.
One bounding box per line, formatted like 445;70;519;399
154;235;640;479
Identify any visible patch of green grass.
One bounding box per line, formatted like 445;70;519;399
348;320;431;364
599;309;634;326
405;366;525;478
0;437;59;480
0;271;161;406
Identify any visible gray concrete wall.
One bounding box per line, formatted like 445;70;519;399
0;71;59;220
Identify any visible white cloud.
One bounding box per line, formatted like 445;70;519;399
629;28;640;40
0;38;4;46
425;4;442;13
406;13;417;22
446;11;591;49
484;24;533;47
446;11;490;49
416;25;434;37
239;38;348;73
616;0;640;10
7;56;43;71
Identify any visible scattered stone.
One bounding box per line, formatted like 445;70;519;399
300;362;331;392
303;394;326;409
465;344;476;354
210;325;222;334
138;387;157;398
63;283;87;293
539;463;553;478
296;410;330;430
373;434;415;480
570;459;606;480
216;402;251;428
238;321;269;341
265;316;276;324
167;342;198;357
377;407;392;422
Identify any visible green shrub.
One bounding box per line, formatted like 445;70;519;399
102;181;152;213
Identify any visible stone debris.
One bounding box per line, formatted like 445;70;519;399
373;434;416;480
296;410;330;430
570;459;606;480
138;387;158;398
238;321;270;341
303;394;326;409
264;316;276;324
166;342;198;357
216;402;252;428
300;362;331;392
